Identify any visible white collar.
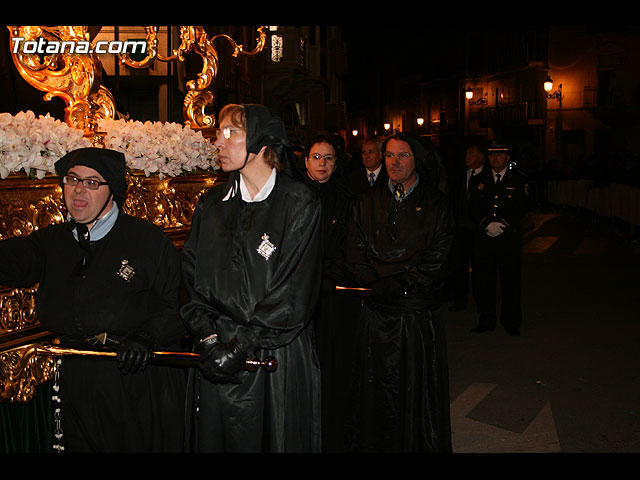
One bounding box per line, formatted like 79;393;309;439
493;167;507;179
230;167;277;202
69;201;119;242
367;164;382;178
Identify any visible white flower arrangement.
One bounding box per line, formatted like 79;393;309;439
99;117;219;178
0;110;91;179
0;111;219;180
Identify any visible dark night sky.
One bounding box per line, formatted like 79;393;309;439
342;25;468;111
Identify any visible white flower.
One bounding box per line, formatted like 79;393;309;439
0;111;219;180
0;110;91;178
98;117;218;178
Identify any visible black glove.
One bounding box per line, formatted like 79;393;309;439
117;334;153;374
199;337;249;384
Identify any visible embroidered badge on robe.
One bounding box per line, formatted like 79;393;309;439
117;259;135;281
257;233;277;260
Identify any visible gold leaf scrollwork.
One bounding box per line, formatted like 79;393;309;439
0;287;38;333
8;25;265;133
0;178;65;241
7;26;117;137
0;344;57;403
119;26;266;130
122;172;215;230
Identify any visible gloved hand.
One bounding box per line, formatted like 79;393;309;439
486;222;506;237
117;334;153;374
200;337;249;384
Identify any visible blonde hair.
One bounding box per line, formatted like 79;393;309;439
218;104;282;172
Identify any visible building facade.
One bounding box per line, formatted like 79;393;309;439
345;25;640;182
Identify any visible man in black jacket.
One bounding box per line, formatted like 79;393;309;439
347;136;388;195
468;144;529;336
446;144;487;311
0;147;187;452
345;132;455;453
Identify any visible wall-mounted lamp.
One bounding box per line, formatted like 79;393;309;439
465;87;487;106
544;75;562;101
384;123;391;131
352;129;358;137
416;117;424;126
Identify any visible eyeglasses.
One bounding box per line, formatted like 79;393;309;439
62;175;109;190
309;153;337;163
384;152;412;160
221;126;242;139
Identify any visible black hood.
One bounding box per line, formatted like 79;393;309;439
223;105;294;201
243;104;294;176
55;147;127;207
383;133;429;176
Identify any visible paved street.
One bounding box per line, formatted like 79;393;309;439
444;208;640;453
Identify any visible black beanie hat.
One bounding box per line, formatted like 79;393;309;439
55;147;128;206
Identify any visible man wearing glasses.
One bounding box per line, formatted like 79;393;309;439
344;132;455;453
0;147;186;452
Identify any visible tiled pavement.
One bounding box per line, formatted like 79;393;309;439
444;209;640;453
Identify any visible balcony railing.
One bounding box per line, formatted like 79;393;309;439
478;100;545;127
584;85;616;109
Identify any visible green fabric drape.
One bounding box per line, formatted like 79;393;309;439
0;381;54;453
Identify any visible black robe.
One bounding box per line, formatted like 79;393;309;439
301;173;362;452
0;212;187;452
344;178;455;452
180;172;323;453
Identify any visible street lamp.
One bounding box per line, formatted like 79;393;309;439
544;75;562;101
465;86;487;106
465;87;473;100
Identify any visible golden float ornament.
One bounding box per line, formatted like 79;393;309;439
2;25;266;402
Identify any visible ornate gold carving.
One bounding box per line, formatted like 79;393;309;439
3;24;261;404
0;286;38;333
0;176;65;240
8;25;266;137
7;26;116;137
123;172;217;248
0;171;216;240
1;343;57;403
119;26;266;130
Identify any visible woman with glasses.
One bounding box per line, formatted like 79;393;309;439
344;132;456;452
298;133;360;451
180;104;323;453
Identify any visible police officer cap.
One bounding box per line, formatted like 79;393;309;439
488;143;510;154
55;147;128;206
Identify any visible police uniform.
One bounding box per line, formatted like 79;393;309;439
468;146;528;335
